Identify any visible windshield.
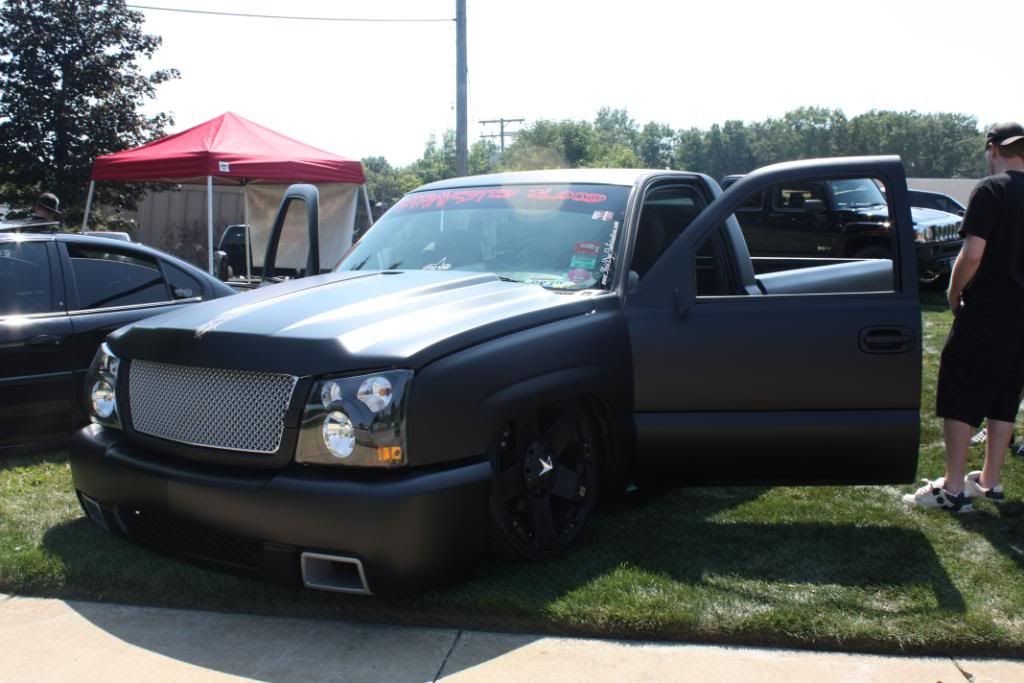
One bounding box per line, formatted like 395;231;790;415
829;178;886;209
338;184;630;290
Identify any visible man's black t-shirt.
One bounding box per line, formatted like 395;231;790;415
960;170;1024;312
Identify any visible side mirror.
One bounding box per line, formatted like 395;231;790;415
214;250;232;281
804;199;826;214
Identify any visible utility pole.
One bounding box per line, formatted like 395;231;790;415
479;117;525;152
455;0;467;176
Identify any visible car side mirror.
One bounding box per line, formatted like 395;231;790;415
957;209;966;217
214;250;232;281
804;199;826;214
627;270;640;294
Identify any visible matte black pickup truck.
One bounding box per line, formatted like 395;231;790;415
70;156;922;594
720;175;962;284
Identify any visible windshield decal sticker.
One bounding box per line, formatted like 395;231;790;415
574;241;602;256
422;257;452;271
592;210;615;221
527;189;607;203
570;254;597;270
568;268;592;284
599;221;620;286
395;188;520;212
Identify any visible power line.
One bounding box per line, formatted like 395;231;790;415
480;118;524;152
125;4;453;23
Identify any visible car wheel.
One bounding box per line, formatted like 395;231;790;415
488;403;601;561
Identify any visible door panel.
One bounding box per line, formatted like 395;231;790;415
626;156;921;485
0;241;73;449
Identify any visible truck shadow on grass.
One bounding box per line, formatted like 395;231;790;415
35;485;968;675
455;486;967;622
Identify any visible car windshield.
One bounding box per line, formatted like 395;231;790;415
338;184;630;290
829;178;886;209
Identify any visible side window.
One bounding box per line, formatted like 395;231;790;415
164;262;204;300
737;190;764;211
67;244;169;310
632;185;705;278
701;175;897;297
694;228;733;296
771;184;823;210
0;241;53;315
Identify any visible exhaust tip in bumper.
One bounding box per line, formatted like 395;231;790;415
300;552;372;595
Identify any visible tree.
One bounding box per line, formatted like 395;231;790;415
0;0;178;220
503;119;596;170
638;121;675;169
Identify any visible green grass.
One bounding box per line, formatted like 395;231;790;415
2;294;1023;656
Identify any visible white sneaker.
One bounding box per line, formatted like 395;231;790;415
964;471;1006;504
902;477;973;513
970;428;988;445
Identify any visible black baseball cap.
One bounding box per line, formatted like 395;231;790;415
986;122;1024;147
35;192;61;216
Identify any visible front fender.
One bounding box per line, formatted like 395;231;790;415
405;300;632;467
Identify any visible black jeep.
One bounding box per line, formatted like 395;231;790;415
721;175;962;284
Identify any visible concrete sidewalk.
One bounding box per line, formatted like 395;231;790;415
0;594;1021;682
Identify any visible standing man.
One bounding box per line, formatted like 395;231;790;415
30;192;62;224
904;122;1024;512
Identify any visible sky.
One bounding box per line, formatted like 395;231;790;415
134;0;1019;167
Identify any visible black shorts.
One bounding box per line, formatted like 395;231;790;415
936;303;1024;427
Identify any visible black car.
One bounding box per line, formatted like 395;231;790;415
908;189;967;217
71;158;922;594
0;232;235;453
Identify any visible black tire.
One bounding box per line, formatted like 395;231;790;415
488;403;602;561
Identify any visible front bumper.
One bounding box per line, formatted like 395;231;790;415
916;239;963;277
69;425;492;594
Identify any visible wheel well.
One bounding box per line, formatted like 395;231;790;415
580;394;634;497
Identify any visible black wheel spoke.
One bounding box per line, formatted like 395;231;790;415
497;464;526;500
543;405;579;456
551;465;585;504
528;495;556;547
516;413;541;452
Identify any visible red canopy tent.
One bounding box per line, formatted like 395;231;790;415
84;112;369;273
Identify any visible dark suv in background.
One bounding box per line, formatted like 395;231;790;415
908;189;966;217
721;175;962;284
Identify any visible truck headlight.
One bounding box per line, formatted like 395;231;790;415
296;370;412;467
86;343;121;428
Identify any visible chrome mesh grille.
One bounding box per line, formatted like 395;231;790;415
128;361;298;453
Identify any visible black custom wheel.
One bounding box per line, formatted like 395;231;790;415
489;403;601;560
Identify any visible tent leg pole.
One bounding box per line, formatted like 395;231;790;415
207;176;214;275
81;181;95;232
361;184;374;229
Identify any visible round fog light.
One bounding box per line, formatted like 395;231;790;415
91;379;116;418
357;376;393;412
322;410;355;458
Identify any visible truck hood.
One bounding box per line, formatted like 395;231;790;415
909;206;961;227
108;270;600;376
840;205;959;228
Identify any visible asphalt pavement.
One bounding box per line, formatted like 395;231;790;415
0;593;1021;682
